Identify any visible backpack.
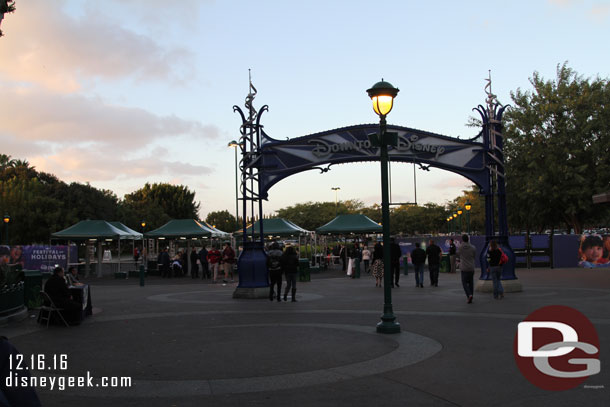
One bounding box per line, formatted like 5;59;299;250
499;248;508;265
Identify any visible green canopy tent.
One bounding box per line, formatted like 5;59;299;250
109;221;144;269
315;214;382;269
144;219;229;274
234;218;310;237
235;218;314;259
108;222;143;239
315;214;382;234
51;220;135;277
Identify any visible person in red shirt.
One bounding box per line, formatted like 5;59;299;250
221;242;236;281
207;245;222;283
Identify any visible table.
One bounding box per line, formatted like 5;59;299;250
69;284;93;320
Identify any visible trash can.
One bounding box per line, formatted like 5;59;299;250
298;259;310;282
23;270;43;309
440;254;450;273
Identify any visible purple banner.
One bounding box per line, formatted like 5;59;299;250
9;245;78;272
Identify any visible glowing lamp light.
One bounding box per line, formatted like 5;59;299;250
367;80;399;117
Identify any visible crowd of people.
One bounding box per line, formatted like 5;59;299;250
333;236;509;304
156;242;236;283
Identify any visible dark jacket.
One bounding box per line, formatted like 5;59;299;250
160;251;170;268
190;250;199;265
426;243;442;265
390;242;402;264
487;248;502;267
44;274;72;307
198;248;208;264
280;249;299;274
267;248;283;275
372;243;384;262
411;247;426;265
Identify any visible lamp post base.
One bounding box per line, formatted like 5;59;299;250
376;316;401;334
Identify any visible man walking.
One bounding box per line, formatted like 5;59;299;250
190;247;199;279
390;238;402;287
198;245;209;279
456;234;477;303
411;242;426;288
426;239;442;287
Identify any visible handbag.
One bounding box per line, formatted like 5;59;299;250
499;248;508;265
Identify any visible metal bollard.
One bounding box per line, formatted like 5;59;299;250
139;264;145;287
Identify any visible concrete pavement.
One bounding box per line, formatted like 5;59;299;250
2;267;609;406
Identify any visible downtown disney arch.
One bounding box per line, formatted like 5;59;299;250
232;79;520;298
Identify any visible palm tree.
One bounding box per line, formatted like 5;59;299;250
0;154;15;170
12;159;34;170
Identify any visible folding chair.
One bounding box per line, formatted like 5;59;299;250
38;291;70;328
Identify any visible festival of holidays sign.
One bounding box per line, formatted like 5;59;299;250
22;245;77;271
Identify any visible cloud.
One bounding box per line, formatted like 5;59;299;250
30;149;213;184
431;177;473;190
0;0;193;92
589;4;610;22
0;85;219;152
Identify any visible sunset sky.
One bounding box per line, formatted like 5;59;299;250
1;0;608;219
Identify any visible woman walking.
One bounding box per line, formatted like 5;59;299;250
371;242;384;287
362;246;371;273
487;240;504;299
281;245;300;302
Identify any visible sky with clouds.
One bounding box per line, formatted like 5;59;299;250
1;0;608;220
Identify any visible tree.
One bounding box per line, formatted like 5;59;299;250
504;63;610;234
0;1;15;37
0;154;15;170
205;210;237;233
122;183;200;225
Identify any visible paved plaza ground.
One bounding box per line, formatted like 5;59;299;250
2;266;609;407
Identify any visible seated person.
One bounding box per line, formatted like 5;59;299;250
171;259;183;277
44;266;82;325
65;266;83;286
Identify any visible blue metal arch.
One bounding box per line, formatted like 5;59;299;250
256;124;491;199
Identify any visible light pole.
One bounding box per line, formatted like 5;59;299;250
331;187;341;216
367;79;400;334
228;140;240;229
453;213;457;235
457;209;463;234
464;201;472;235
3;214;9;245
447;217;451;235
140;220;146;262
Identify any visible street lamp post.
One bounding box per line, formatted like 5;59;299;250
331;187;341;216
452;213;457;235
457;209;463;234
3;214;10;245
367;79;400;334
140;220;146;260
465;201;472;235
228;140;240;229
